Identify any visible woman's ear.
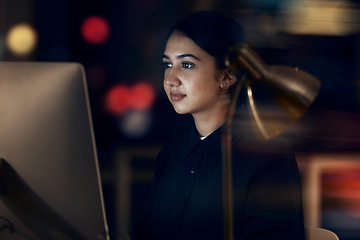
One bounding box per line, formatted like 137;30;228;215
220;70;237;88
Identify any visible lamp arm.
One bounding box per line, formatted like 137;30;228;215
222;75;246;240
227;43;268;81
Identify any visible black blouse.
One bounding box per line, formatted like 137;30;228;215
134;123;305;240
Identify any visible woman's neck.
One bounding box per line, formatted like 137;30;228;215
192;105;229;138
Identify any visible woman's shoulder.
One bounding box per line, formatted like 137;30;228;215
234;130;293;156
232;132;297;174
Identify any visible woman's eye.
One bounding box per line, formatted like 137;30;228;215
182;62;194;69
163;62;172;69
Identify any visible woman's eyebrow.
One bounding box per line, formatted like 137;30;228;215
162;54;200;61
177;54;200;60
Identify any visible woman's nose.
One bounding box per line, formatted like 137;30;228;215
164;70;181;87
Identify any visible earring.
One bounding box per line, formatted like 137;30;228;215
221;82;227;87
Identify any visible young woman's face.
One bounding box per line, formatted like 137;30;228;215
162;31;226;116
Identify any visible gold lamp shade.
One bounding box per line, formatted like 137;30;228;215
226;43;321;139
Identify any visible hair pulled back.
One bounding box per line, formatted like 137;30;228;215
169;11;247;69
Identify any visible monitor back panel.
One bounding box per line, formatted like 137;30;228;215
0;62;109;240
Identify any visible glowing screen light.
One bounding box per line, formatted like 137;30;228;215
105;82;156;115
81;16;110;44
6;23;37;56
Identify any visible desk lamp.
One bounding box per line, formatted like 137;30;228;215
222;43;321;240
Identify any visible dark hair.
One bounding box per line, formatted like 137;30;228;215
169;11;246;69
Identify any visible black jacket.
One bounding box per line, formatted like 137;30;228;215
134;123;305;240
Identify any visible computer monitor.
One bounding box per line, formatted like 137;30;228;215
0;62;110;240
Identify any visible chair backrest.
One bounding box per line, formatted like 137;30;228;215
306;226;339;240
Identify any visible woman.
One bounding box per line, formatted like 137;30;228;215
134;11;305;240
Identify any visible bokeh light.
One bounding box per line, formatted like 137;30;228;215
6;23;37;56
119;110;153;138
105;84;131;115
129;82;156;110
105;81;156;115
280;0;359;36
81;15;110;44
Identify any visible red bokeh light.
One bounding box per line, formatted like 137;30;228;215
105;84;131;114
105;82;156;115
81;16;110;45
130;82;156;110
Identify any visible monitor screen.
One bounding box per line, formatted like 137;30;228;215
0;62;110;240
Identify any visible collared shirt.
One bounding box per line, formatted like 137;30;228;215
135;123;305;240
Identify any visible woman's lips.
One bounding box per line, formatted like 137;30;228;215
170;92;186;101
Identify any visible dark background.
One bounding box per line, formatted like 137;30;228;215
1;0;360;239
